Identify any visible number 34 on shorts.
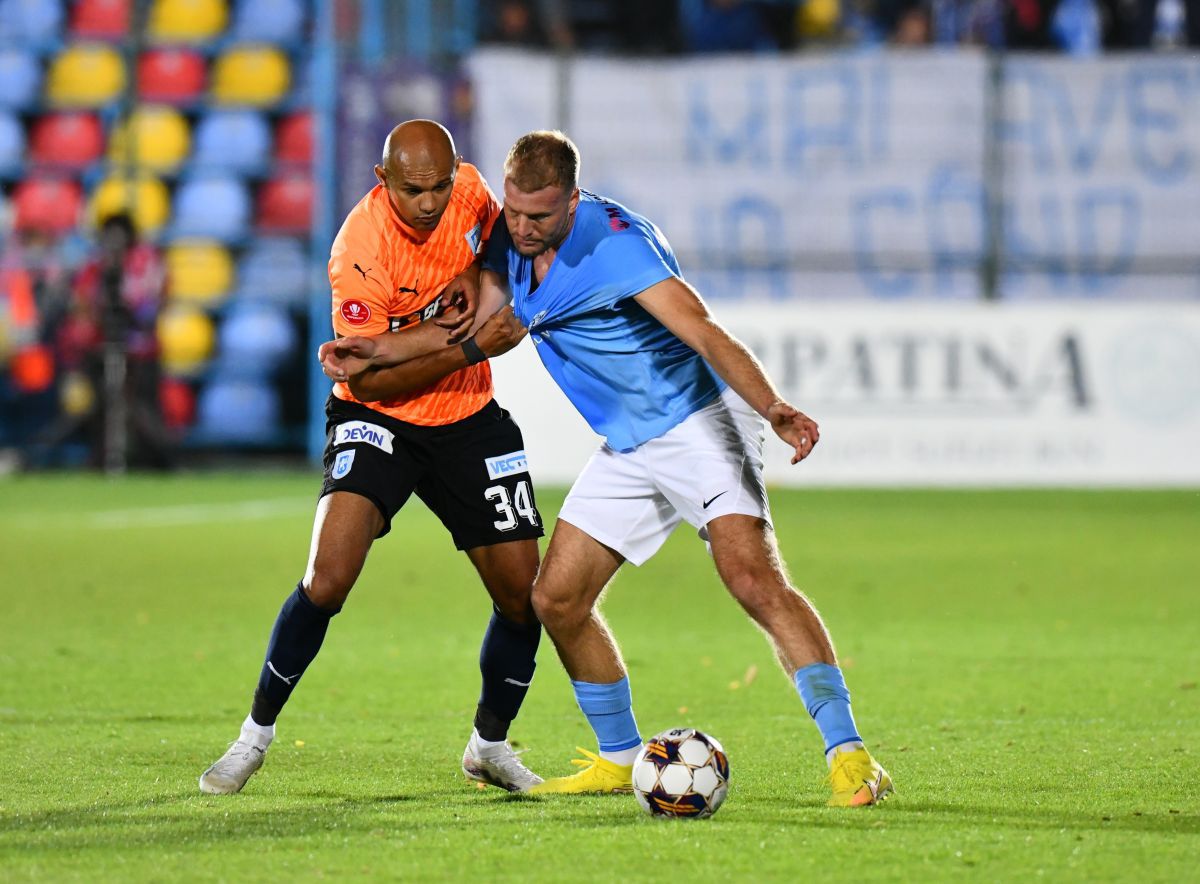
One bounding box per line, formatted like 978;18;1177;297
485;480;538;531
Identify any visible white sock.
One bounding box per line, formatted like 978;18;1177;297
826;740;865;767
600;745;642;767
471;729;507;757
241;714;275;750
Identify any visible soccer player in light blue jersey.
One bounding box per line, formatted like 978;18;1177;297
322;130;892;807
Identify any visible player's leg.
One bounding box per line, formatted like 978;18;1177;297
527;519;642;793
412;400;545;790
199;492;381;795
459;537;544;791
706;514;892;806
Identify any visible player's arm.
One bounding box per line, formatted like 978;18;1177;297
342;303;525;401
634;277;819;464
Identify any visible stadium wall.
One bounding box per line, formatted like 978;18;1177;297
471;49;1200;486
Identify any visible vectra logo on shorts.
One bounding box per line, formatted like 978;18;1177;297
340;299;371;326
335;421;395;453
484;450;528;480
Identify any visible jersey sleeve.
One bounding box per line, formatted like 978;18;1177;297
476;173;502;244
328;211;392;336
593;226;679;308
483;212;512;275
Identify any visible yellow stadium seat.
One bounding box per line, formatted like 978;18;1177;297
158;305;215;375
108;106;190;172
148;0;228;42
211;46;290;107
46;44;125;108
90;173;171;234
166;240;233;305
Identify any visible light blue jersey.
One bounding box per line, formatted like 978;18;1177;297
485;191;725;452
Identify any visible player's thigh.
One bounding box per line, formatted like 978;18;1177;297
466;538;540;623
558;444;682;567
533;519;625;626
415;401;543;552
303;491;385;607
705;512;791;606
648;389;771;541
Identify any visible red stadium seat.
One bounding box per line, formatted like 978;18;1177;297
274;111;312;165
138;48;206;103
13;176;85;233
71;0;131;38
256;175;313;233
28;112;105;168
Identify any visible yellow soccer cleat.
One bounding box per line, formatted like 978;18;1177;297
528;747;634;795
826;746;894;807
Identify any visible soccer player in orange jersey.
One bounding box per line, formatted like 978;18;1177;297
200;121;544;795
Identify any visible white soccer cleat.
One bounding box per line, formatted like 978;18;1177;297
199;738;268;795
461;732;544;792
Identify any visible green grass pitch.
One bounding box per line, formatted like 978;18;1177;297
1;474;1196;881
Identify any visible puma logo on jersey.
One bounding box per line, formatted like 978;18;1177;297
353;263;371;279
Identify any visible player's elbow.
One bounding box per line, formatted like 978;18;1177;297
347;376;384;402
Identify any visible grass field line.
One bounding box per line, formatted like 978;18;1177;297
21;497;318;529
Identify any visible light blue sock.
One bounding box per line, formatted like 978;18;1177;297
572;676;642;758
793;662;862;755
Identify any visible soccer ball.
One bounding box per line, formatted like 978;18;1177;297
632;728;729;819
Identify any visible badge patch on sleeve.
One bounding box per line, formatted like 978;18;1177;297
464;223;482;255
334;420;394;453
484;450;528;480
340;299;371;326
332;449;356;480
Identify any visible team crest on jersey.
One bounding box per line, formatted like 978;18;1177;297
485;450;528;480
340;299;371;326
332;449;355;479
334;420;394;453
464;223;482;255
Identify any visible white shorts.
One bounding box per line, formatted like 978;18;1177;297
558;387;771;566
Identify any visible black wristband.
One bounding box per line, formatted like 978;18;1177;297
461;337;487;365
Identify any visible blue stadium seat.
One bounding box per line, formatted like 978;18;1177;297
230;0;305;43
169;175;250;241
235;237;307;306
215;301;297;379
0;111;25;178
0;49;42;110
0;0;65;47
190;110;271;175
195;379;282;444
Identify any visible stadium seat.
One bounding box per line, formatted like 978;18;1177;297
0;49;42;110
235;237;307;305
274;111;312;165
158;305;215;375
137;48;206;103
211;46;290;107
13;177;85;234
28;112;106;169
191;110;271;175
159;376;196;430
195;379;281;443
170;175;250;240
216;301;297;378
89;173;171;234
147;0;227;43
0;112;25;177
166;239;233;305
46;44;126;108
0;0;65;46
256;174;313;233
230;0;305;43
107;105;190;172
70;0;131;38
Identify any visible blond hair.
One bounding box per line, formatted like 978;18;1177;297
503;130;580;192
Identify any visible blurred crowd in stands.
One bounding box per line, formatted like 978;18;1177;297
479;0;1199;53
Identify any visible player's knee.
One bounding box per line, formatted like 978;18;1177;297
723;567;784;618
304;566;356;610
531;581;585;632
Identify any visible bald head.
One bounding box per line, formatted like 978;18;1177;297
375;119;461;231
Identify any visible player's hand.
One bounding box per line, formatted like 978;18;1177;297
318;336;377;383
474;305;527;358
767;401;819;465
436;264;480;342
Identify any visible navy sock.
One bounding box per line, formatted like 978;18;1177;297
250;584;339;726
475;607;541;741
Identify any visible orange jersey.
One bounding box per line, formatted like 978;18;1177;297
328;162;500;425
